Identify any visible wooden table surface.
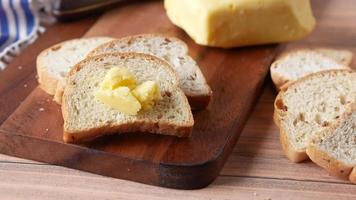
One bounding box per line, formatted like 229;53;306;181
1;0;356;199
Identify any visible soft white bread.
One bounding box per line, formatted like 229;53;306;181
306;103;356;183
88;34;212;109
270;49;349;90
315;48;353;66
62;52;194;143
274;69;356;162
37;37;114;103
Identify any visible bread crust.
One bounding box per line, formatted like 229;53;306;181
36;37;115;103
349;168;356;184
62;52;194;143
37;47;60;95
270;48;351;91
54;82;64;104
306;144;353;179
279;125;309;163
274;69;356;163
88;34;212;109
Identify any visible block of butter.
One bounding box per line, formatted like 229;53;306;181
95;67;161;115
164;0;316;48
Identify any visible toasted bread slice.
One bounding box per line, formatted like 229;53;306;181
274;69;356;162
62;52;194;143
307;103;356;183
88;34;212;109
36;37;115;103
270;49;349;90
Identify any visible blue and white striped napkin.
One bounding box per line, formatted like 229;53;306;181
0;0;45;70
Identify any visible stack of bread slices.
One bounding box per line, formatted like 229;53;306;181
36;34;212;143
271;48;356;183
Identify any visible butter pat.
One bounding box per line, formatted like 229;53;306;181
132;81;162;111
100;67;136;90
164;0;316;48
96;87;141;115
96;67;161;115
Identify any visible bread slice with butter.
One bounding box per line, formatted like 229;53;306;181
270;49;350;90
62;52;194;143
37;37;115;103
88;34;212;110
274;69;356;162
306;103;356;183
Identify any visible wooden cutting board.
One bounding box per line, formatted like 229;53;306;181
0;1;277;189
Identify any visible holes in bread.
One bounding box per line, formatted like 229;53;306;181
164;91;172;98
164;38;171;43
275;99;287;112
188;73;197;81
315;116;330;127
168;115;175;119
322;121;329;127
334;107;340;112
293;113;305;126
340;95;346;105
315;114;321;125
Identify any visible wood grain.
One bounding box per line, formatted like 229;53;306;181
0;1;276;189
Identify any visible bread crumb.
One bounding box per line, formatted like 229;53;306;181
253;192;257;196
18;66;22;70
23;84;27;88
45;128;49;132
39;108;45;112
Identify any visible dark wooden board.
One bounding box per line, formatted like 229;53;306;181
0;1;277;189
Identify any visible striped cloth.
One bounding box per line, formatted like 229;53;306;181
0;0;44;70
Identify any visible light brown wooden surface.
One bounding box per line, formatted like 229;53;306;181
1;0;356;199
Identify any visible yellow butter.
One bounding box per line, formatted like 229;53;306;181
101;67;136;90
132;81;162;111
96;86;141;115
164;0;315;48
96;67;161;115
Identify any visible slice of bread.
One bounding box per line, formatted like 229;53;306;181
315;48;353;66
306;103;356;183
88;34;212;109
62;52;194;143
274;69;356;162
37;37;114;103
270;49;349;90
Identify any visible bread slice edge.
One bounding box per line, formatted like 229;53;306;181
62;52;194;143
88;33;212;109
